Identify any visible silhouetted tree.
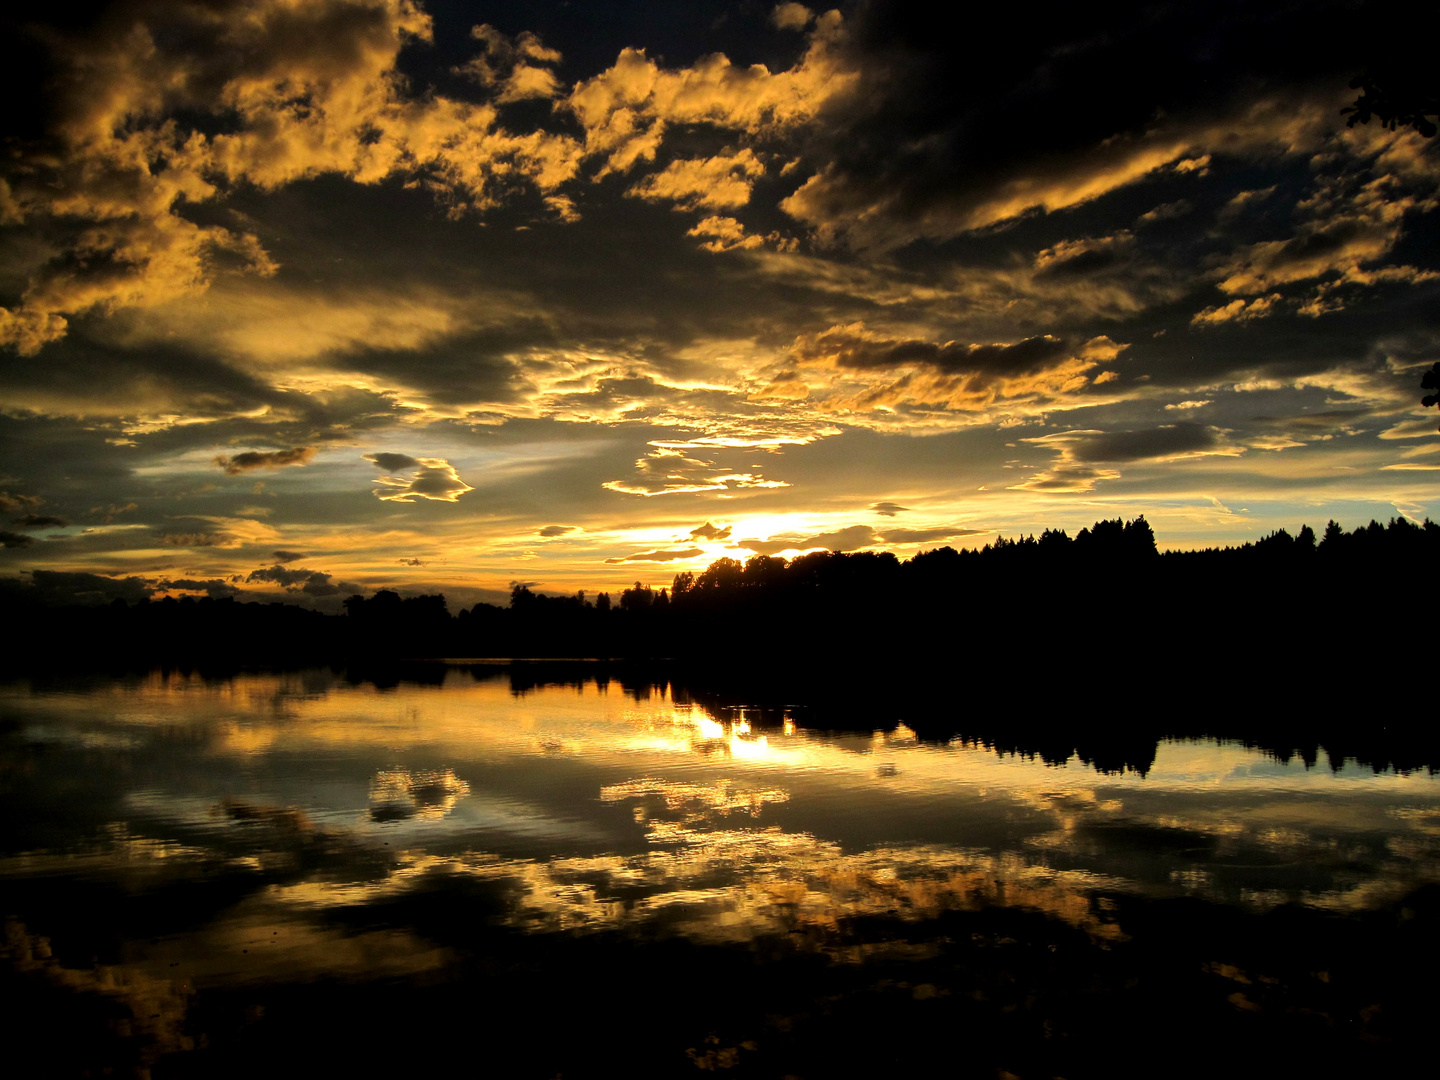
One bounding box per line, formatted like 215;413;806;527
1344;69;1438;138
1423;360;1440;431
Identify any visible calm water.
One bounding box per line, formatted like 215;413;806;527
4;667;1439;1078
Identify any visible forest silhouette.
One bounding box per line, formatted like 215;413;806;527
5;514;1434;671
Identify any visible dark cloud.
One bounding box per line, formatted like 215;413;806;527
605;547;705;563
690;521;732;540
13;514;69;529
539;525;577;537
0;530;34;548
782;2;1378;250
215;447;316;474
1250;409;1372;432
159;532;233;547
0;492;42;514
30;570;152;604
90;503;138;524
738;525;881;555
879;527;984;544
869;501;909;517
247;565;341;596
366;452;423;473
272;550;306;563
735;538;796;556
802;329;1070;377
365;453;474;503
156;577;240;599
1070;423;1219;463
398;557;425;566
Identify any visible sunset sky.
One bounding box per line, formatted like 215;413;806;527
1;0;1436;608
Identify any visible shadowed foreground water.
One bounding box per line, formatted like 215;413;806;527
3;666;1439;1078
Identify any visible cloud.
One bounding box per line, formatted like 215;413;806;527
271;550;306;563
604;444;789;497
0;493;43;514
0;530;34;548
158;531;236;548
13;515;70;529
771;4;815;32
878;527;983;544
690;522;732;540
746;524;879;553
367;454;474;503
1192;294;1285;326
246;565;342;597
1007;422;1236;493
398;557;426;566
1007;466;1122;494
566;13;854;177
215;447;316;474
456;24;564;104
539;525;577;537
687;216;769;253
1067;423;1222;463
869;502;909;517
605;547;705;564
800;326;1071;375
365;453;423;472
786;324;1124;416
628;150;767;211
90;503;139;524
0;0;586;353
155;577;240;599
773;3;1354;251
738;521;985;555
30;570;152;604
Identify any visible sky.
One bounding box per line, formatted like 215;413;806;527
1;0;1436;609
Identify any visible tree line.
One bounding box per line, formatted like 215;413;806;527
7;514;1432;674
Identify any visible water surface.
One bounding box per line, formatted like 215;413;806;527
4;667;1438;1078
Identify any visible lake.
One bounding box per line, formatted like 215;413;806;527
3;665;1438;1078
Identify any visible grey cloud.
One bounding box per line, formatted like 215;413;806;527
690;522;732;540
13;515;69;529
247;565;341;596
606;547;705;564
803;525;879;551
367;454;475;503
779;4;1362;250
736;524;881;554
215;447;316;474
30;570;152;604
869;501;909;517
272;550;306;563
398;557;425;566
0;493;42;514
157;578;240;599
1033;235;1136;279
1008;465;1121;494
367;453;423;472
879;527;984;544
539;525;577;537
1069;423;1218;463
159;532;234;548
458;24;564;103
0;530;34;548
803;329;1070;377
1250;409;1372;432
735;539;797;556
